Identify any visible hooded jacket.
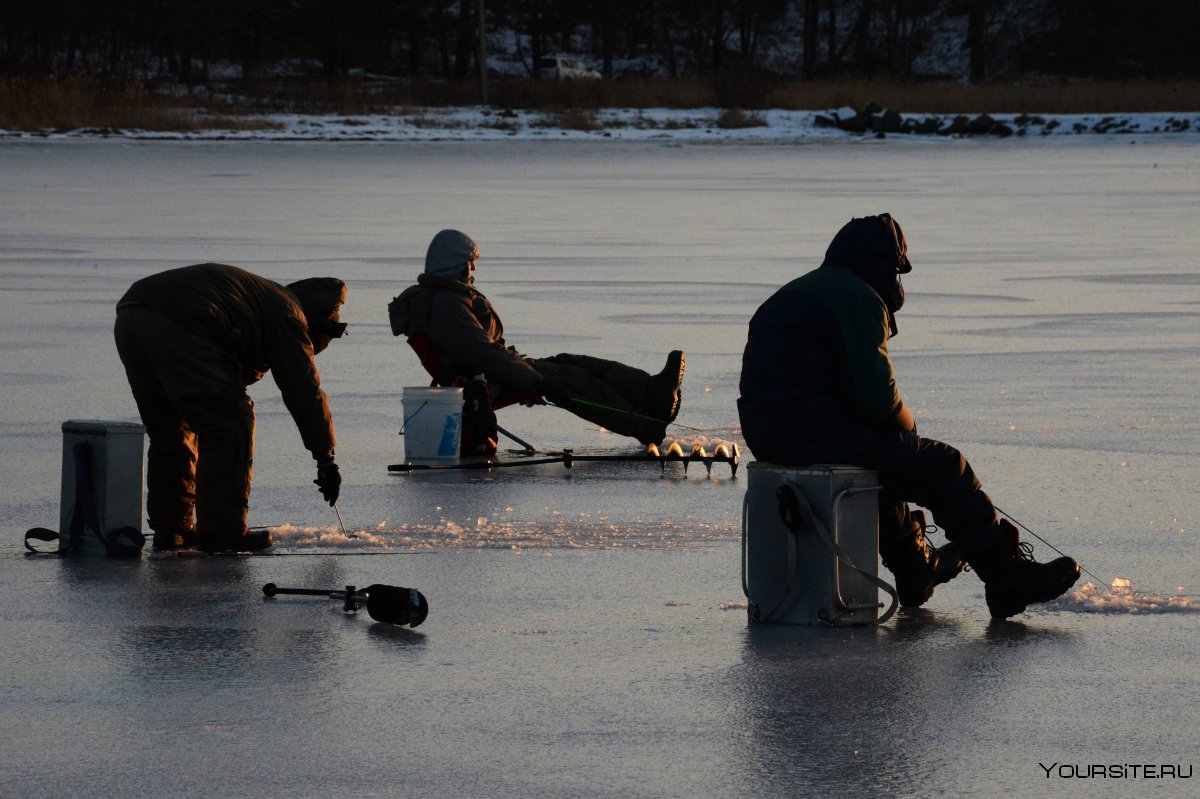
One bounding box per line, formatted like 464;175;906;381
388;274;542;393
118;262;339;461
737;215;910;464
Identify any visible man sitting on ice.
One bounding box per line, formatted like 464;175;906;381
738;214;1080;619
389;229;685;446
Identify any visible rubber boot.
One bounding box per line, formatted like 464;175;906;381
643;351;685;423
970;519;1081;619
880;509;966;607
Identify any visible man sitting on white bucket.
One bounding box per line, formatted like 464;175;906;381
388;229;686;447
114;263;346;553
737;214;1081;620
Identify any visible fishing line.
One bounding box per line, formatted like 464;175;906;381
995;505;1111;588
549;395;707;434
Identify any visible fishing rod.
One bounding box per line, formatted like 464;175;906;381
263;582;429;627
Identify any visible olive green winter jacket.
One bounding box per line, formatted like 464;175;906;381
738;265;904;463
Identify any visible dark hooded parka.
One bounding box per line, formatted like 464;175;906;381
738;215;1007;560
114;263;345;550
739;213;912;464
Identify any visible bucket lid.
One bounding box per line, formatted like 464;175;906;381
402;386;463;397
62;420;146;435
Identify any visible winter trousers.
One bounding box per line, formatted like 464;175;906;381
528;353;663;443
757;429;1009;561
114;306;254;546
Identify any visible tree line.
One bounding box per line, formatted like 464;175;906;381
1;0;1197;85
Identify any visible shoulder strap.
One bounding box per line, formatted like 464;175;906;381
23;442;144;558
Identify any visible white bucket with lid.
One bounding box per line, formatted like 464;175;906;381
402;387;463;460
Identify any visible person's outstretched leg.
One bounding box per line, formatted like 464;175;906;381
532;351;684;445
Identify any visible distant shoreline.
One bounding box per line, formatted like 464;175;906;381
4;106;1198;143
4;76;1200;141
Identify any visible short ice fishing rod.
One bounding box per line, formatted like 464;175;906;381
263;582;429;627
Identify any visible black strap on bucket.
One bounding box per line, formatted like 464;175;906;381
24;441;144;558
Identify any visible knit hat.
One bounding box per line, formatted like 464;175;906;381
424;229;479;278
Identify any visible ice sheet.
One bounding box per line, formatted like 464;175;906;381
1;137;1197;798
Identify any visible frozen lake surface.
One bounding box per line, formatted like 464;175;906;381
1;137;1198;797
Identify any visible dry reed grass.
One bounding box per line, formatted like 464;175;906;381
0;76;281;132
2;75;1197;132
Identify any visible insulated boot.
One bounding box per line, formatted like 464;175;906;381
971;519;1081;619
153;527;197;550
644;350;685;423
198;528;273;554
636;424;668;447
880;510;966;607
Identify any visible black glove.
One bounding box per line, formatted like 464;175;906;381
539;381;571;406
314;462;341;506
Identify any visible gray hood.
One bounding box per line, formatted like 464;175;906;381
425;229;479;278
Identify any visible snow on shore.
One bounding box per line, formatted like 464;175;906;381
4;106;1199;142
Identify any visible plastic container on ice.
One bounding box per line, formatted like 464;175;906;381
402;387;463;460
742;463;885;626
60;420;145;555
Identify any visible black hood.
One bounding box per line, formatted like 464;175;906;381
821;213;910;337
287;277;348;352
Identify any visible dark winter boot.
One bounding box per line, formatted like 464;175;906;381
153;527;197;550
971;519;1081;619
643;351;685;423
198;528;273;554
880;510;967;607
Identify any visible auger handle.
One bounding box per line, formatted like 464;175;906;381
263;583;344;598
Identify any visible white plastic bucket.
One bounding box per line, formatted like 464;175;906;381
402;387;463;460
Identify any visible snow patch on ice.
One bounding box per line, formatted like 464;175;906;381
268;523;393;549
1046;578;1200;614
265;517;736;552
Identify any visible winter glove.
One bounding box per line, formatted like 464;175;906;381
539;381;571;407
314;461;341;506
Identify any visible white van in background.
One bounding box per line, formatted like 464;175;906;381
538;55;602;80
